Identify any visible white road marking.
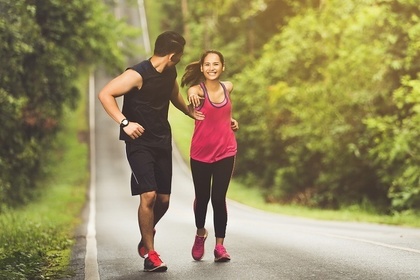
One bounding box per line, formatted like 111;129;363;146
321;232;420;254
85;72;100;280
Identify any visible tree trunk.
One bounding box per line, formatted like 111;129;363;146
181;0;190;43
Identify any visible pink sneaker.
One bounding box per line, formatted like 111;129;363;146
214;244;231;262
191;229;208;261
138;229;156;258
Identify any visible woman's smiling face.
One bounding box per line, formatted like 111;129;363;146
201;53;224;80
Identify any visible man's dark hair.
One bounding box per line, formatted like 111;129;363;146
154;31;186;56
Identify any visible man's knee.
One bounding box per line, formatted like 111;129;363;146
140;191;157;208
156;194;170;209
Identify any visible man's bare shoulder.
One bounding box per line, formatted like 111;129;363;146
120;69;143;90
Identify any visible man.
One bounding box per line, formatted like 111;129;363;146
98;31;203;272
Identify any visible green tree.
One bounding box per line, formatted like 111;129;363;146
363;0;420;211
156;0;306;76
0;0;135;209
233;0;420;211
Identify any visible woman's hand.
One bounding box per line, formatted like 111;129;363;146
231;118;239;131
188;93;203;108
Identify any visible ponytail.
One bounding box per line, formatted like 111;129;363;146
181;61;203;88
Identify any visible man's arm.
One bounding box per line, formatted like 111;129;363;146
98;69;141;123
98;69;145;139
170;81;204;120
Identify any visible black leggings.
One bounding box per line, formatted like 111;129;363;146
190;156;235;238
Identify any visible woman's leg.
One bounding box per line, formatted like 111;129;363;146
190;158;212;232
211;156;235;243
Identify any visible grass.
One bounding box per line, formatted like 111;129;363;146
0;74;89;279
169;103;420;228
169;105;194;162
228;178;420;227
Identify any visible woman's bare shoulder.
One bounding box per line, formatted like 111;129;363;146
188;84;204;96
221;81;233;93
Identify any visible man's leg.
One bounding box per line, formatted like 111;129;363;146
138;190;168;272
138;191;157;253
138;193;170;252
154;193;170;225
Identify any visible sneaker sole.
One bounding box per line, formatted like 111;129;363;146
144;265;168;272
214;256;231;262
192;255;204;261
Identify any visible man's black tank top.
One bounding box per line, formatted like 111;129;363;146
119;59;177;148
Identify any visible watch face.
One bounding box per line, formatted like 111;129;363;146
121;119;129;127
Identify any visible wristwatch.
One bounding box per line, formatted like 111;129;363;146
120;118;129;128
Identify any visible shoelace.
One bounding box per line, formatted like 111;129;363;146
195;236;205;245
148;252;162;265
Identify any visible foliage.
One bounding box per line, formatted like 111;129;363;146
365;77;420;211
233;0;420;211
0;0;133;209
0;71;89;279
156;0;306;76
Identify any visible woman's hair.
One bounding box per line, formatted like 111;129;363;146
154;31;186;56
181;50;225;88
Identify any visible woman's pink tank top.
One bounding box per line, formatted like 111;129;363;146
190;82;237;163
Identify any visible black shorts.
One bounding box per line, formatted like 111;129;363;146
125;143;172;196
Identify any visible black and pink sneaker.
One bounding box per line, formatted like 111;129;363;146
144;250;167;272
214;244;231;262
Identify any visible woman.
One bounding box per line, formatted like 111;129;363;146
181;50;239;262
